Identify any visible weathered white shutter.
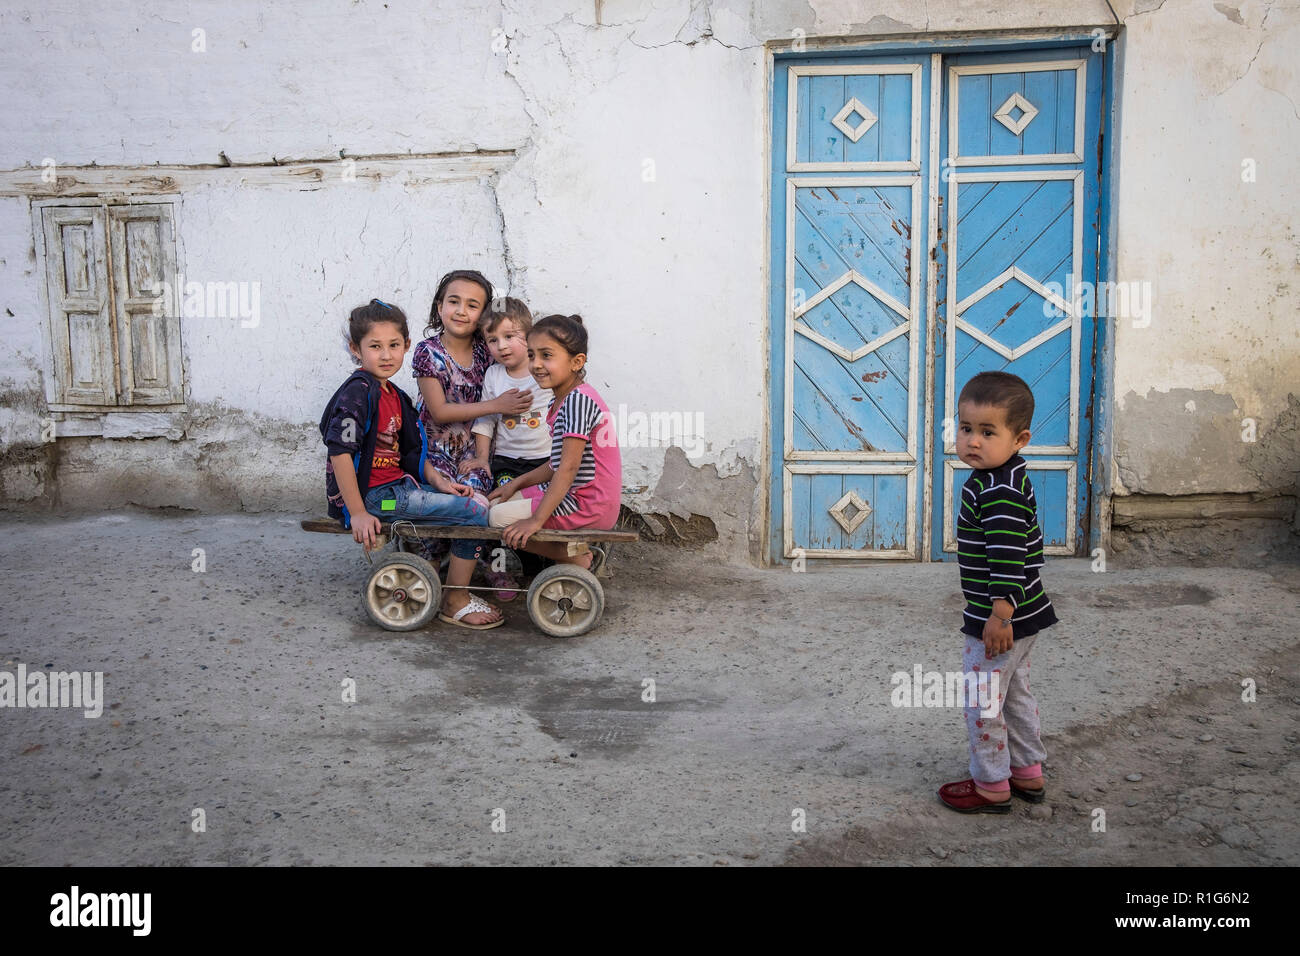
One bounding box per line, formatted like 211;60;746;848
41;205;116;405
107;204;182;404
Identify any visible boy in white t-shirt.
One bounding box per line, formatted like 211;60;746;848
466;298;555;485
465;298;554;589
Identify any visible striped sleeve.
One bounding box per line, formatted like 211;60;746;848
557;389;602;441
977;481;1034;609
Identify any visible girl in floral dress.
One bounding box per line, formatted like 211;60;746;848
411;269;532;590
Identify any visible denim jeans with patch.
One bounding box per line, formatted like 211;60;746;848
363;475;487;560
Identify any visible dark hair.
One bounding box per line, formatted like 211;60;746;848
958;371;1035;434
425;269;493;337
481;297;533;336
530;314;588;382
346;298;410;364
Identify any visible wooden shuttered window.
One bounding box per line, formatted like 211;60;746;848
40;202;183;407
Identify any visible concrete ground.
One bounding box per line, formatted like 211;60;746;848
0;511;1297;866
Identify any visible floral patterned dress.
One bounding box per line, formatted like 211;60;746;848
410;330;494;496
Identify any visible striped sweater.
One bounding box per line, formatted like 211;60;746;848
957;454;1059;639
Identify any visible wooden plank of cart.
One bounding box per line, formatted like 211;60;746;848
301;518;639;638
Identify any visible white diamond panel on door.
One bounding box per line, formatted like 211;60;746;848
784;464;915;558
787;64;922;172
949;59;1087;166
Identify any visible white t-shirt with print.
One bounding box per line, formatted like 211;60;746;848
471;363;554;460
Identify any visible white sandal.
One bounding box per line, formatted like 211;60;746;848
438;594;504;630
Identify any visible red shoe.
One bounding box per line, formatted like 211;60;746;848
938;778;1012;814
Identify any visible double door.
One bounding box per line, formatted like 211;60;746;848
768;45;1106;561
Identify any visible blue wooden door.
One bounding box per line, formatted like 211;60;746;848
768;44;1106;563
768;56;933;560
931;47;1105;559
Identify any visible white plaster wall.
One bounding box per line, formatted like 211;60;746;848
1109;0;1300;495
174;175;508;420
0;195;50;499
0;0;530;165
493;7;769;495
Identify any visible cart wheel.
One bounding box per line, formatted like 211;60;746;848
526;563;605;638
362;553;442;631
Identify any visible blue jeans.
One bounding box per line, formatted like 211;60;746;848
363;475;487;560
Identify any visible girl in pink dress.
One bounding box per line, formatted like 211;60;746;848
486;314;622;571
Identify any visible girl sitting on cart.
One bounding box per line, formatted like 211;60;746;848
320;298;504;630
486;314;622;569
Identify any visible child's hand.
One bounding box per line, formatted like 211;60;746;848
351;512;384;551
487;483;512;505
502;517;542;550
447;481;474;498
982;602;1014;658
495;388;533;416
458;457;489;477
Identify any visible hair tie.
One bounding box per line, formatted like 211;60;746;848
371;298;392;310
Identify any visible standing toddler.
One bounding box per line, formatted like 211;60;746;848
939;371;1059;813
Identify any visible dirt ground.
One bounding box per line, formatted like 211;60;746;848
0;511;1296;866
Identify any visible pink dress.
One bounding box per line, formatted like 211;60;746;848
522;382;622;530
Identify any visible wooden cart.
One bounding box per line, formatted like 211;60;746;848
301;518;638;638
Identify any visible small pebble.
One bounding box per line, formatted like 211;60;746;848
1225;745;1247;754
1027;804;1052;821
929;846;947;859
1198;733;1215;742
1238;760;1259;768
1197;717;1209;724
1125;799;1140;807
1125;773;1143;782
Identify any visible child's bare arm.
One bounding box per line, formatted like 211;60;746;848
460;432;493;476
421;460;475;497
487;461;554;503
418;377;531;424
500;438;583;547
329;453;382;549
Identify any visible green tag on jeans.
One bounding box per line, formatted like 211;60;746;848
381;499;396;512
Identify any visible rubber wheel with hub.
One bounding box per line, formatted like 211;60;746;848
526;563;605;637
363;552;442;631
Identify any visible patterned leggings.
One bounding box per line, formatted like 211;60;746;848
962;633;1046;790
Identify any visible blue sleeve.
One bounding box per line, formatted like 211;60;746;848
323;379;370;458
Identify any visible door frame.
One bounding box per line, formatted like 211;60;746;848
762;27;1120;566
